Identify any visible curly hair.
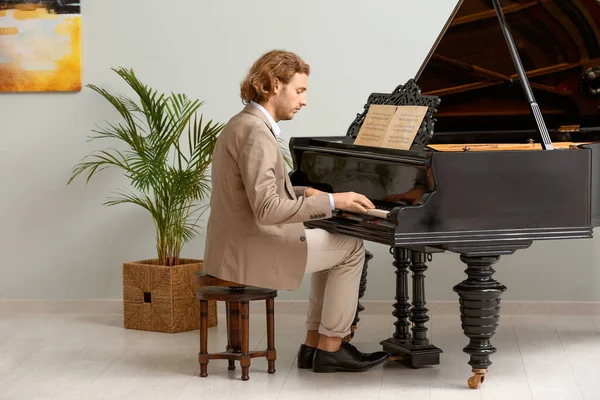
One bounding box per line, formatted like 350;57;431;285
240;50;310;104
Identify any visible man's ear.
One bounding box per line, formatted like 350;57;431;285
273;78;280;94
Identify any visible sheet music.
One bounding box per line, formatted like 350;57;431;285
354;104;427;150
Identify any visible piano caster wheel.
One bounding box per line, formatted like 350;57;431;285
467;369;486;389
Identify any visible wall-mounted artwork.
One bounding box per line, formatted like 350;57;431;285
0;1;81;92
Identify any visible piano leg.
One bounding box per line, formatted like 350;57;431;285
453;254;507;389
380;248;442;367
349;250;372;340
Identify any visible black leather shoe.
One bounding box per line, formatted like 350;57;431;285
297;344;317;369
312;342;389;373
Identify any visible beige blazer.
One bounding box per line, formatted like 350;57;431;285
203;104;332;290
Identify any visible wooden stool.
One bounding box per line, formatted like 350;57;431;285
195;272;277;381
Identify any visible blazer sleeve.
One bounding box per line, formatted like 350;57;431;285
293;186;308;198
238;125;332;225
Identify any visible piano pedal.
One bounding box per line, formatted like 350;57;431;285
388;354;406;362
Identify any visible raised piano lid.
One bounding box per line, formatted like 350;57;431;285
414;0;600;142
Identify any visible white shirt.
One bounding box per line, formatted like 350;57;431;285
250;101;335;210
250;101;281;137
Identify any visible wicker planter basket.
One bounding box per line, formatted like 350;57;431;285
123;258;217;333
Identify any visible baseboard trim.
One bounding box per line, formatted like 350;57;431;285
1;299;600;315
0;299;124;314
350;300;600;316
279;300;600;316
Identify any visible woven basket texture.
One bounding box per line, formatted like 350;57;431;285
123;258;217;333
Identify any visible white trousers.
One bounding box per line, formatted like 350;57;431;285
304;228;365;338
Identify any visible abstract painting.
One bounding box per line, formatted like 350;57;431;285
0;1;81;92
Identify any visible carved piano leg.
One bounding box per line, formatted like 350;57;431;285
409;251;442;364
381;248;441;367
393;248;411;341
453;254;507;389
348;250;372;341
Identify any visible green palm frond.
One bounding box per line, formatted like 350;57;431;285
68;67;224;266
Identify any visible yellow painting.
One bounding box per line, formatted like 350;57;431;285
0;1;81;92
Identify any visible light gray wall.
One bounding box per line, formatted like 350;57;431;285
2;0;599;301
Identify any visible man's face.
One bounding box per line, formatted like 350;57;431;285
272;73;308;121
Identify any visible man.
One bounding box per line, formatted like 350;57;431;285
204;49;389;373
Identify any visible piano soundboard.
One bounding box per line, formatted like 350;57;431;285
429;142;592;151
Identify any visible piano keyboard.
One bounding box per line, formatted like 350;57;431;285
366;208;391;218
365;201;400;219
333;200;402;220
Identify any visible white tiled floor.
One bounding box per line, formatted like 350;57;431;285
0;301;599;399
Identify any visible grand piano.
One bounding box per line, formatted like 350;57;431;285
289;0;600;389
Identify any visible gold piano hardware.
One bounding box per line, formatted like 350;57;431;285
558;125;580;132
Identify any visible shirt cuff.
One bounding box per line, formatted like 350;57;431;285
328;193;335;210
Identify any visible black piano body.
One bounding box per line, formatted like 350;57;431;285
289;0;600;388
291;136;599;250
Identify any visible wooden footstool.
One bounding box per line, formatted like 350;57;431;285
195;271;277;381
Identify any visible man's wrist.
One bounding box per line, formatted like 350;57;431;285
305;187;335;210
305;187;322;197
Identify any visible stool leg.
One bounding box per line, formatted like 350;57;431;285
199;300;209;377
266;297;276;374
240;301;250;381
225;302;236;371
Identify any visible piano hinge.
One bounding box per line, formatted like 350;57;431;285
558;125;580;133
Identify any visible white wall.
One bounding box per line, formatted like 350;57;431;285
2;0;600;302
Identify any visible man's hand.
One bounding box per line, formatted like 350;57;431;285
304;187;325;198
332;192;375;214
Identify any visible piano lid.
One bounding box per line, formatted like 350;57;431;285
414;0;600;135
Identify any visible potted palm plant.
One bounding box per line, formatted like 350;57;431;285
68;67;222;333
